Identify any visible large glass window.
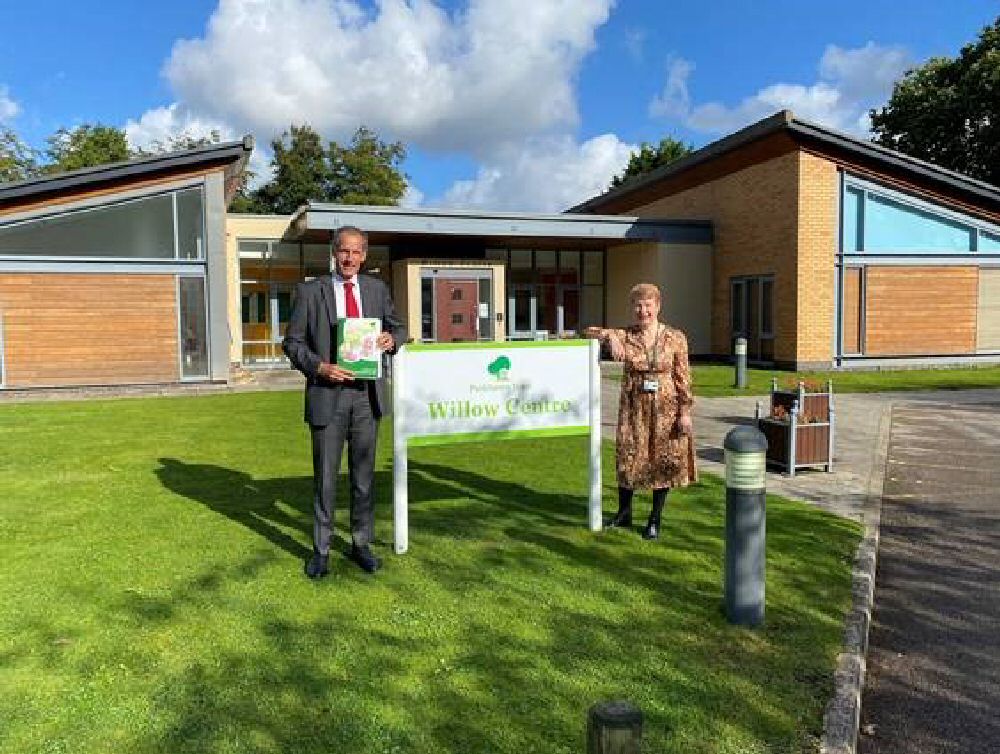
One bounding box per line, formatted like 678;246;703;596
0;187;205;259
842;180;999;255
583;251;603;284
843;186;862;252
865;194;973;252
981;231;1000;252
175;188;205;259
303;243;331;279
178;277;209;379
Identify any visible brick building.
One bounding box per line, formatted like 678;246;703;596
3;109;1000;390
574;110;1000;369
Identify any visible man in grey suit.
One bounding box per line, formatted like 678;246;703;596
283;226;406;578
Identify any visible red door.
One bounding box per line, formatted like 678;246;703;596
434;279;479;341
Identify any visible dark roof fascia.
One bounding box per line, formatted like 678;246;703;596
0;137;254;205
786;118;1000;208
568;111;794;213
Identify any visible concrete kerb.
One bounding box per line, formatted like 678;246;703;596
820;404;891;754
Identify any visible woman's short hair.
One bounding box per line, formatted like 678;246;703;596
629;283;662;304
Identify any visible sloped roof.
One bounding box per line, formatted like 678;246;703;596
571;110;1000;213
0;136;254;206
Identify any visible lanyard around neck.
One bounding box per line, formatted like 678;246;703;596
644;324;662;370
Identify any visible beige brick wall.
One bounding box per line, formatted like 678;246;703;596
630;151;802;362
796;152;838;364
628;150;839;366
606;242;713;354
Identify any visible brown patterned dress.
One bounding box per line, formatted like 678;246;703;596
605;324;697;489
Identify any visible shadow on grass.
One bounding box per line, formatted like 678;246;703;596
137;449;857;752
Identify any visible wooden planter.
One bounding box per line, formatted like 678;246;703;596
756;380;835;476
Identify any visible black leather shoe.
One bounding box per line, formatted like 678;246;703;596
605;510;632;529
642;522;659;540
351;545;382;574
305;553;329;579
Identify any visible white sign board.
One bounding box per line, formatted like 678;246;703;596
392;340;602;553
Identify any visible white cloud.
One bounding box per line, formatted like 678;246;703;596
124;102;235;150
0;86;20;122
623;27;646;62
651;42;912;135
648;56;693;120
125;102;272;185
438;133;635;212
157;0;614;154
400;184;425;208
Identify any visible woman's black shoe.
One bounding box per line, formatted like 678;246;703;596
606;509;632;528
642;522;659;540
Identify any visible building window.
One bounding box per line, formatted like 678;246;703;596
731;275;775;362
451;288;463;301
842;179;1000;255
451;313;463;325
865;194;973;252
178;276;209;379
0;187;205;260
980;231;1000;252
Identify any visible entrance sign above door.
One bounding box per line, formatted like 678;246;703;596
391;339;602;553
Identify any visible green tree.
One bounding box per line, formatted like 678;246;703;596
328;126;407;205
611;137;694;188
0;128;37;182
44;124;131;173
236;124;409;214
870;17;1000;185
248;124;331;214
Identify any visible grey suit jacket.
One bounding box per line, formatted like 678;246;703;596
282;274;406;426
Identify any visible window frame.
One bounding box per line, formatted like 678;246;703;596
842;175;1000;256
0;184;208;263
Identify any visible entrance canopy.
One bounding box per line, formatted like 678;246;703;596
289;203;711;247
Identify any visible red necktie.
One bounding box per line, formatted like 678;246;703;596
344;280;360;318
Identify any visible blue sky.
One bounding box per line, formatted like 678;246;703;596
1;1;996;211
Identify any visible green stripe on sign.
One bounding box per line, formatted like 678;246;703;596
405;340;590;352
407;426;590;446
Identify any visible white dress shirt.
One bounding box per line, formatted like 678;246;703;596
331;272;364;318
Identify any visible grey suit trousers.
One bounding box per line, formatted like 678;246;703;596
310;385;378;555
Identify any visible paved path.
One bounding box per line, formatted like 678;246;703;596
858;403;1000;754
602;378;1000;522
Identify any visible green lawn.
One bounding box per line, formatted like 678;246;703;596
0;392;859;754
677;363;1000;397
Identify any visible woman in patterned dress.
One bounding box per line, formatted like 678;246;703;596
585;283;697;539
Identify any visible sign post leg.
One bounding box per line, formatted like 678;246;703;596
589;339;602;532
393;348;408;554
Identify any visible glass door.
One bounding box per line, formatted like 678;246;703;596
559;286;581;336
419;268;494;342
509;284;538;339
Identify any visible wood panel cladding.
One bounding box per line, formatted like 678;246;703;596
0;274;179;387
977;268;1000;351
842;267;862;354
864;266;977;356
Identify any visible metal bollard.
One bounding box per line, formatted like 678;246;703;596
733;336;747;389
723;425;768;626
587;701;642;754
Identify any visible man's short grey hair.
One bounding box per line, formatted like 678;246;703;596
333;225;369;253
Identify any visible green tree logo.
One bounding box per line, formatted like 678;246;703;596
487;355;511;381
